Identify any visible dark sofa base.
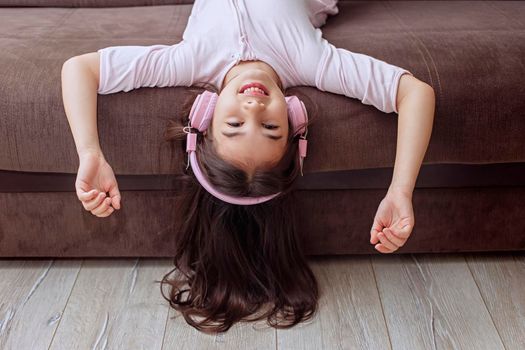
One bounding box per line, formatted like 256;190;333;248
1;164;524;257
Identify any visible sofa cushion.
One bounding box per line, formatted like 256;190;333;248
0;1;524;175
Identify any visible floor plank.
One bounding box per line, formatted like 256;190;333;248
0;259;81;350
372;253;505;350
48;258;172;350
1;253;523;349
466;252;525;350
277;255;390;350
163;312;276;350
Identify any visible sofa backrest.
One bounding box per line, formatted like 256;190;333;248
0;0;194;6
0;0;493;6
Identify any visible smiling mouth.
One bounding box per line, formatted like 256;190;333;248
239;82;269;96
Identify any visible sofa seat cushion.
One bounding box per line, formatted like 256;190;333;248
0;1;524;175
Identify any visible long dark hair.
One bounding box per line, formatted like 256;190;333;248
157;82;320;334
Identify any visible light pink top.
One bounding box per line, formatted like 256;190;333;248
97;0;413;113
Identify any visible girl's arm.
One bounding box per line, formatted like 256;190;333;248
369;74;434;253
61;42;194;158
61;52;104;158
312;43;414;114
388;74;436;198
96;43;194;95
311;43;435;195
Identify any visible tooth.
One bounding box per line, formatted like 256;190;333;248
243;86;266;95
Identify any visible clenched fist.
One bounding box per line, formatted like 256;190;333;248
370;188;414;253
75;151;121;217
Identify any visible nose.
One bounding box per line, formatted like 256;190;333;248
243;99;266;113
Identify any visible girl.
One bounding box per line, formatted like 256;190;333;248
62;0;435;334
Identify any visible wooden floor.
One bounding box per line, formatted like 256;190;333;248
0;252;524;349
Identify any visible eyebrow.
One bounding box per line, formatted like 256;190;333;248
221;131;283;141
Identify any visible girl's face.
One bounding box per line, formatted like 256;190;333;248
208;64;289;176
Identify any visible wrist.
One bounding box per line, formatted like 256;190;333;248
78;147;104;160
387;185;413;199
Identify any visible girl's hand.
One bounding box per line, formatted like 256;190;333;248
75;151;121;217
370;188;415;253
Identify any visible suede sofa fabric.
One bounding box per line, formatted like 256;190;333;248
1;1;525;174
1;1;524;257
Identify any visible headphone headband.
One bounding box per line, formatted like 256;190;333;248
184;90;308;205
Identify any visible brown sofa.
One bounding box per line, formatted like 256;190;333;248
1;0;524;257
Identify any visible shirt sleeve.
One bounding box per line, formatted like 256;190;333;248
97;41;194;95
315;42;414;114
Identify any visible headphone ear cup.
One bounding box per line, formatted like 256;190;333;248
189;90;218;131
285;95;308;136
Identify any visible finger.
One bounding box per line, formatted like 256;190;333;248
96;205;114;218
382;228;405;247
78;189;98;202
390;223;413;240
370;228;379;245
84;192;106;211
390;220;414;239
370;222;383;245
92;197;112;215
374;243;393;254
108;183;121;210
92;197;112;216
83;192;105;211
377;231;398;251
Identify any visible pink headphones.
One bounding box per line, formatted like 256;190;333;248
183;90;308;206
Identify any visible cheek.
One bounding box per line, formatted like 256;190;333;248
280;104;289;119
215;101;235;120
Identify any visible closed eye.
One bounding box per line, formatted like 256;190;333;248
227;122;279;129
222;130;283;140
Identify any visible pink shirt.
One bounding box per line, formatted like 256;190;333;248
97;0;413;114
